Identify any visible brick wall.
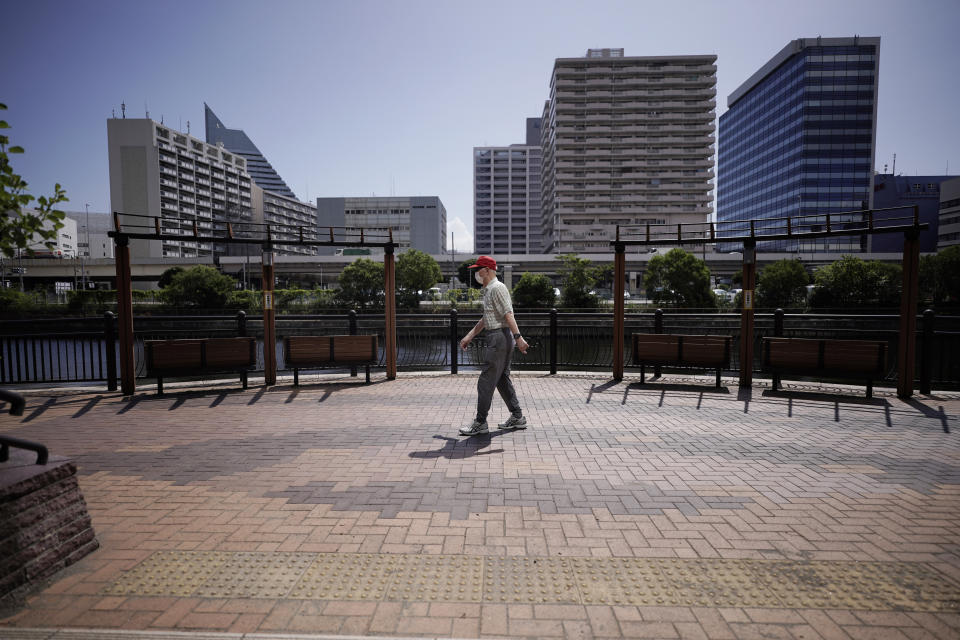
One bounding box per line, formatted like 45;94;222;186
0;453;99;604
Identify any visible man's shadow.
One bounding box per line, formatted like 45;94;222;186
409;433;506;459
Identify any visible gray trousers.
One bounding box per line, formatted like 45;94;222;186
476;328;521;421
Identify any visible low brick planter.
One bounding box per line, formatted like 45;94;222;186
0;450;98;604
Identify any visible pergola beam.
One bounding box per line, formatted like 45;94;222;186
109;213;398;392
610;206;928;397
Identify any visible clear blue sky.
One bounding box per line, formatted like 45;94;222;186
6;0;959;253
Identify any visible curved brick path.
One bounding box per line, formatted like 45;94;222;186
1;372;959;639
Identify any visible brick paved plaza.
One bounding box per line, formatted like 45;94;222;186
1;371;959;639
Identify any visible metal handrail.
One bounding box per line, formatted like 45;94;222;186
0;389;49;464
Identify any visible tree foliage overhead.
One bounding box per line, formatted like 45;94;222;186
756;259;810;309
643;248;715;308
511;272;556;309
336;257;384;311
555;254;599;309
809;256;901;310
0;103;68;258
396;249;442;308
161;265;237;309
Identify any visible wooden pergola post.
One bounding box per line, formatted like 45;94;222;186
114;235;136;395
262;247;277;385
613;238;626;381
739;239;757;388
384;243;397;380
897;217;921;399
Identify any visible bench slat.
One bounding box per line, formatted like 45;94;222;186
205;337;256;368
146;340;204;371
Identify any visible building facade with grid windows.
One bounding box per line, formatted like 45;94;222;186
474;118;543;254
540;48;717;253
717;37;880;253
938;177;960;250
315;196;446;256
108;117;316;259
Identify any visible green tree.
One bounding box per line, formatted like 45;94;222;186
162;265;237;308
512;272;556;309
0;286;34;315
643;248;715;308
457;259;481;289
755;259;810;309
919;254;942;305
1;103;68;258
809;256;901;310
336;257;384;311
396;249;442;308
921;245;960;305
555;254;599;309
591;263;615;290
157;266;185;289
939;245;960;303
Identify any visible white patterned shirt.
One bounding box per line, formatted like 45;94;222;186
481;278;514;330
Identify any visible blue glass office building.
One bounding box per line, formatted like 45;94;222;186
204;104;298;199
717;37;879;252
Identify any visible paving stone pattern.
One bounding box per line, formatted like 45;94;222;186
0;372;959;639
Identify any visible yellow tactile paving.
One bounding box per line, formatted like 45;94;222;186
102;550;960;612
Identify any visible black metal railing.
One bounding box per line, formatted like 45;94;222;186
1;310;958;390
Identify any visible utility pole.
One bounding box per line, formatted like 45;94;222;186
84;203;90;289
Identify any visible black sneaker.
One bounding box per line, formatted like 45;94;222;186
498;415;527;430
459;419;489;436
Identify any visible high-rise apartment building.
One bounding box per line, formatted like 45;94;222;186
205;104;298;199
717;37;880;252
316;196;447;256
474;118;543;254
108;118;316;259
540;48;717;253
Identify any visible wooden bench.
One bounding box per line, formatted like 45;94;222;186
144;337;256;395
284;335;379;385
762;337;886;398
632;334;732;388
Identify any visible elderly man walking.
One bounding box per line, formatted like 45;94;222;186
458;255;529;436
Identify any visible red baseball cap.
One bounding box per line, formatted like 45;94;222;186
468;255;497;270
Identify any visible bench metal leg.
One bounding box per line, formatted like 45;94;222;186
866;379;872;398
640;364;645;384
157;376;164;395
772;374;780;392
293;368;299;386
241;371;248;390
716;368;721;388
365;365;370;384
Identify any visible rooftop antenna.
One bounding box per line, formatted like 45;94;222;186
121;102;126;118
892;153;896;176
111;108;115;118
187;120;190;134
145;102;149;118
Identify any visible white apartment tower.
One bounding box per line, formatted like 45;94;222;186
540;48;717;253
108;118;316;259
474;118;543;254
